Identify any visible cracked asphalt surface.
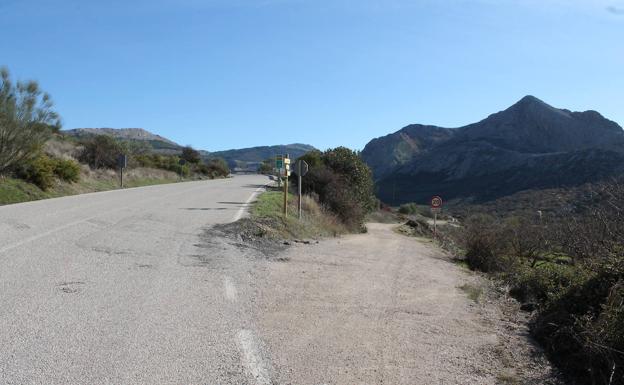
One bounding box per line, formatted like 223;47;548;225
0;175;268;384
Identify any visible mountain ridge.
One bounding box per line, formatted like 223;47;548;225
64;128;180;147
62;127;317;171
361;96;624;204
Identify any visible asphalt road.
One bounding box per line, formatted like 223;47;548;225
0;175;269;385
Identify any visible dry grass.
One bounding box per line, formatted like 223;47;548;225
458;282;484;303
251;190;349;240
1;166;183;205
44;137;81;160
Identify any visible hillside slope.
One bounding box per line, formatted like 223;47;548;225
63;128;182;154
208;144;317;171
64;128;316;171
362;96;624;204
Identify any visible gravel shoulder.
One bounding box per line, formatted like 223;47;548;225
243;222;562;384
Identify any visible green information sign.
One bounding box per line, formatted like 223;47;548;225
275;155;284;169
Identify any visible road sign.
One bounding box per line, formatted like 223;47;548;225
276;155;284;169
118;154;127;169
284;158;291;165
430;195;443;209
295;159;309;177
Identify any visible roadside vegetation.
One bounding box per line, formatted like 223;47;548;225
242;147;376;243
0;67;229;205
250;188;348;240
296;147;376;230
448;180;624;385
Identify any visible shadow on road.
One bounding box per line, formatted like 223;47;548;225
181;208;229;211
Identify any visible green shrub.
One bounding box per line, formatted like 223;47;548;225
133;154;156;168
532;271;624;385
13;155;81;189
459;180;624;385
0;67;60;174
15;154;56;190
257;158;274;174
298;147;375;229
398;203;418;215
181;146;201;164
52;158;80;182
177;163;191;177
204;158;230;178
509;263;580;305
322;147;375;212
463;215;513;272
78;135;125;169
397;202;433;217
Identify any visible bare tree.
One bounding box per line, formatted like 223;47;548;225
0;67;60;174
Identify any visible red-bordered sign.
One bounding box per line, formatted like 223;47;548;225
430;196;443;209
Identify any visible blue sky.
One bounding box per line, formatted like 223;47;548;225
1;0;622;151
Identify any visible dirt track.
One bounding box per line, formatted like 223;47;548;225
250;223;560;384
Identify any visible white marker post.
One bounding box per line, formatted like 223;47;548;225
283;156;291;217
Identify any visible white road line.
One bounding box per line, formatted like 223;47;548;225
237;329;272;385
223;276;238;302
232;186;266;222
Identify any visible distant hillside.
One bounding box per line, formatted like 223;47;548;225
362;96;624;204
63;128;317;171
361;125;454;180
63;128;182;154
208;144;317;171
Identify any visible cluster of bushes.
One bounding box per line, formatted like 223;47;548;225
133;153;190;176
79;139;230;179
295;147;375;229
257;158;274;174
460;180;624;385
78;135;127;169
1;67;75;190
196;158;229;178
1;67;229;192
397;202;435;218
14;154;80;190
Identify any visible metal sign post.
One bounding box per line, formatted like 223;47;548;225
283;156;291;217
178;159;186;181
295;159;309;220
430;195;443;238
118;154;127;188
275;155;284;187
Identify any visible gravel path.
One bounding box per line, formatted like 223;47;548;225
248;223;560;385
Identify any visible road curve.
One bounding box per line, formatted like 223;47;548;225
0;174;269;385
